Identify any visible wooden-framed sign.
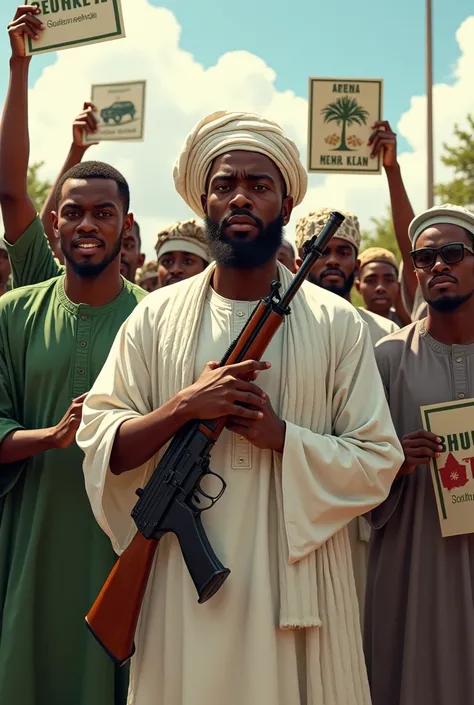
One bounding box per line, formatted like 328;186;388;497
84;81;146;143
25;0;125;56
308;77;384;175
421;397;474;537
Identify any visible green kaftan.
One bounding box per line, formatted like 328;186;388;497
0;217;146;704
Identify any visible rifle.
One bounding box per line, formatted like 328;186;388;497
85;210;345;666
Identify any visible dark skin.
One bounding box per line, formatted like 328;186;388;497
52;177;134;306
120;223;145;282
368;120;416;304
356;261;399;317
111;151;293;474
297;237;358;301
277;241;296;273
157;250;206;287
202;150;293;301
398;223;474;476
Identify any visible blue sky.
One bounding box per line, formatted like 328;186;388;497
0;0;471;156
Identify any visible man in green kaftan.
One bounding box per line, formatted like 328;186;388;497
0;7;146;704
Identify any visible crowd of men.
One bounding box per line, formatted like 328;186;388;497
0;5;473;705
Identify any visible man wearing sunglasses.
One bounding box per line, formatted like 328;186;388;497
365;203;474;705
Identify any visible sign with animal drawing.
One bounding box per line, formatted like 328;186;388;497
84;80;146;143
421;397;474;537
307;77;383;175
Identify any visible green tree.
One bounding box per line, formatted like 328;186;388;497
321;97;369;151
27;161;51;213
360;207;401;259
435;115;474;206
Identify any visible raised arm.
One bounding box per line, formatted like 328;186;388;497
369;120;417;304
0;6;44;243
40;103;98;261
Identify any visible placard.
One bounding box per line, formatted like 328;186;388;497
308;77;383;175
421;397;474;537
25;0;125;56
84;81;146;143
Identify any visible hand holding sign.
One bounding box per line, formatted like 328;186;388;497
368;120;398;169
8;5;44;57
401;429;443;471
73;102;99;148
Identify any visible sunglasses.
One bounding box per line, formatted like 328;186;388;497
411;242;474;269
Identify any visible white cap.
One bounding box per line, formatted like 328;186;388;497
409;204;474;247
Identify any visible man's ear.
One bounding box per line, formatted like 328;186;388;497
282;196;294;226
124;213;134;235
137;252;145;268
51;211;60;240
355;278;361;293
200;194;208;216
295;256;303;271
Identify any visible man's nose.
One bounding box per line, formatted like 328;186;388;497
229;191;253;210
77;214;99;233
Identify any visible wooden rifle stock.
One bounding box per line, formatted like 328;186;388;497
86;532;158;666
85;210;345;666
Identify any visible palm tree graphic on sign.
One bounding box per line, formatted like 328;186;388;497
321;97;369;152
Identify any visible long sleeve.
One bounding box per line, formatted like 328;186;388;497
77;302;158;554
0;307;26;497
281;317;403;563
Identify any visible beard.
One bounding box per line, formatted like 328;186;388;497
427;290;474;312
61;233;122;278
308;267;356;297
204;210;284;269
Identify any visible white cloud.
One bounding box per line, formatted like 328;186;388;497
27;0;474;257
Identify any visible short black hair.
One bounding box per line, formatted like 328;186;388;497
131;219;141;249
55;161;130;213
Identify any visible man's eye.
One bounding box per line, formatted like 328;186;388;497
64;211;80;218
254;184;268;191
97;211;113;218
215;185;230;193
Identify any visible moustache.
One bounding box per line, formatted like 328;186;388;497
221;209;262;230
429;273;458;288
321;268;346;280
72;235;104;247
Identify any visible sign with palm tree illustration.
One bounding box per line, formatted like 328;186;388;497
307;78;383;175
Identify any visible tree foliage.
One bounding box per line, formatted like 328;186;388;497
321;97;369;151
435;115;474;206
27;161;51;213
360;207;400;259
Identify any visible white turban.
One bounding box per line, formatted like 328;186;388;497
173;111;308;218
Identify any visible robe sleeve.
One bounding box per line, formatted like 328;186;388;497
0;306;27;497
364;337;407;529
280;314;404;563
77;303;159;555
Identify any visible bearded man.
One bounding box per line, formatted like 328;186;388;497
78;111;402;705
366;204;474;705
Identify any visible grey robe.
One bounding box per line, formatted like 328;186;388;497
365;320;474;705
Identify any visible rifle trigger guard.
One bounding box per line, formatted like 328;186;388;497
195;469;227;511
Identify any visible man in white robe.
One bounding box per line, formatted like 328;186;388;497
77;111;403;705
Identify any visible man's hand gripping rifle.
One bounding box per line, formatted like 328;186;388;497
85;211;345;666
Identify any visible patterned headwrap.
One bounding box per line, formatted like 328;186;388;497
155;219;212;263
296;207;361;252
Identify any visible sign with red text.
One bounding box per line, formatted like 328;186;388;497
25;0;125;56
308;77;383;175
422;398;474;537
